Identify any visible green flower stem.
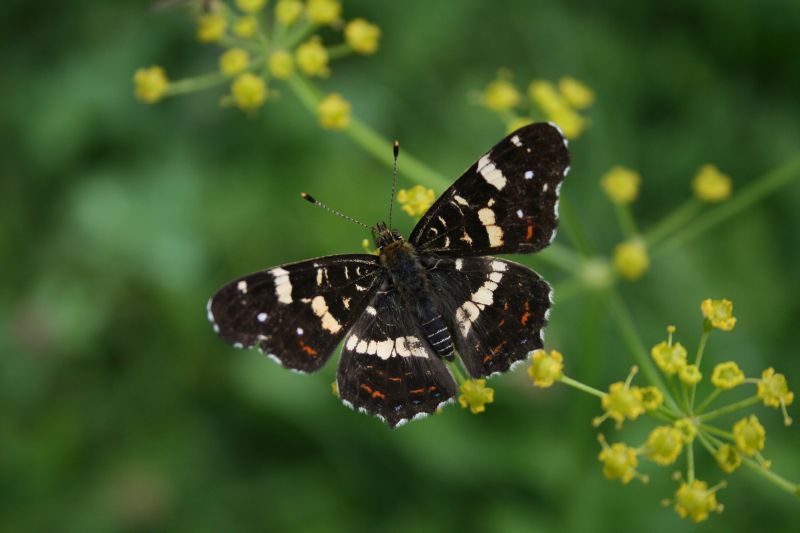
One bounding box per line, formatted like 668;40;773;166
282;19;316;49
697;395;760;422
699;431;799;497
326;43;353;59
536;242;585;276
605;289;679;411
649;410;675;423
655;155;800;254
657;405;682;419
644;198;702;247
559;375;606;398
699;423;733;440
559;198;595;256
166;72;230;95
286;75;449;190
687;439;695;483
613;202;638;240
550;277;588;305
695;388;722;414
689;330;710;409
446;359;468;385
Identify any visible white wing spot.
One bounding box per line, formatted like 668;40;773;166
525;170;534;180
237;280;248;294
342;296;351;309
478;208;496;226
270;267;293;304
296;327;304;335
455;259;463;271
311;295;342;334
366;305;377;316
491;260;508;272
478;155;507;190
511;135;522;147
516;209;524;218
564;165;571;176
437;215;447;227
453;194;469;206
543;183;549;192
346;335;358;350
316;268;323;286
257;312;268;322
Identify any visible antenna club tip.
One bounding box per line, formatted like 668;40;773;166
300;192;316;203
393;140;400;157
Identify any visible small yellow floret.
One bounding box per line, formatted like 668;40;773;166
331;381;339;397
296;37;330;77
558;76;595;109
306;0;341;25
458;379;494;414
674;418;697;443
528;80;588;138
594;367;644;428
711;362;745;389
733;415;765;456
715;444;741;473
646;426;684;465
197;13;227;42
345;18;381;55
673;479;725;523
231;73;267;111
693;164;732;202
613;239;650;280
597;435;646;484
396;185;435;218
219;48;250;76
651;340;687;375
481;79;521;112
679;364;702;386
701;298;736;331
268;50;294;79
236;0;265;13
317;93;351;130
640;386;664;411
758;368;793;425
601;166;641;204
133;66;169;104
275;0;303;25
233;16;258;38
528;349;564;388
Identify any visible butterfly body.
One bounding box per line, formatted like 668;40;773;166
208;123;570;427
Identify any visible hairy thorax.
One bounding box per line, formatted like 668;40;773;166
379;240;429;299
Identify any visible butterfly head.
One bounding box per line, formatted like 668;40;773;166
372;222;403;250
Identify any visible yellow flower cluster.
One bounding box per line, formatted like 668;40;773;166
345;19;381;55
701;298;736;331
458;379;494;414
671;479;725;523
306;0;341;25
275;0;303;25
481;77;521;113
597;434;647;484
693;164;732;202
317;93;351;129
219;48;250;76
601;166;640;204
711;361;744;389
613;239;649;280
593;367;644;428
231;73;267;112
197;12;227;42
397;185;436;218
528;349;564;387
296;37;330;77
235;0;265;14
133;66;169;103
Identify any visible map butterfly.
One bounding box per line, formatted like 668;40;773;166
208;122;570;427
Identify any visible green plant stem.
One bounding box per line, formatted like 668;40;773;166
605;289;679;411
695;388;722;414
286;74;449;189
689;330;710;409
550;277;588;305
697;395;760;421
326;43;353;59
282;19;315;49
536;242;585;275
558;198;595;256
699;431;799;497
655;155;800;254
644;198;702;247
699;423;733;440
446;359;468;385
614;202;638;239
559;375;606;398
167;72;229;95
687;440;695;483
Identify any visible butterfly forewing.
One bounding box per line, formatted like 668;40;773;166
208;254;382;373
426;256;552;378
410;123;569;257
337;286;457;427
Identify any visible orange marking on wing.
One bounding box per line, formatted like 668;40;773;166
388;377;402;382
299;342;318;357
371;390;386;400
521;301;531;325
526;220;535;240
360;383;373;394
428;386;437;392
409;387;425;394
498;318;506;327
483;341;508;363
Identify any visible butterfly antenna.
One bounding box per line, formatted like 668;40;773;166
388;140;399;228
300;192;370;230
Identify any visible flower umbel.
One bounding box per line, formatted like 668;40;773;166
613;239;650;280
219;48;250;76
640;386;664;411
133;66;169;103
268;50;295;79
481;75;521;112
317;93;351;129
646;426;684;465
528;349;564;388
558;76;595;109
396;185;435;218
231;73;267;112
275;0;303;25
197;12;227;42
679;364;702;386
701;299;736;331
306;0;341;25
715;444;741;474
693;164;732;202
345;19;381;55
601;166;640;204
296;37;330;77
594;367;645;428
458;379;494;414
651;340;687;375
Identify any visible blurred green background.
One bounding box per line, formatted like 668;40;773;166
2;0;799;531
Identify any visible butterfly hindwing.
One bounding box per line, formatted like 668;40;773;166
426;256;552;378
337;285;457;427
409;123;569;257
208;254;382;373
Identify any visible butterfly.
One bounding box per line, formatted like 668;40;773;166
207;122;570;427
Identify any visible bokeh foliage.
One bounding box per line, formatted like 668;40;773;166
1;0;799;531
